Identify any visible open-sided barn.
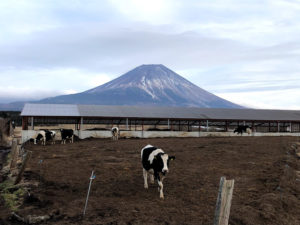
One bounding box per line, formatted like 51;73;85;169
20;103;300;142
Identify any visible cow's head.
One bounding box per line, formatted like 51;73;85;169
155;153;175;175
34;133;43;144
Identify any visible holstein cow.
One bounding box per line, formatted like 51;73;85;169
141;144;175;199
234;125;252;135
34;130;56;145
111;127;119;141
60;129;74;144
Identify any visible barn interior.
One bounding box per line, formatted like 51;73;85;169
20;103;300;142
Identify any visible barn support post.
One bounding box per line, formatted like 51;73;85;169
126;118;129;130
78;117;83;139
252;121;255;133
225;121;228;132
22;117;28;130
278;121;280;132
167;119;170;130
178;120;181;131
141;120;144;138
206;120;209;132
188;121;190;132
199;120;201;132
31;117;34;130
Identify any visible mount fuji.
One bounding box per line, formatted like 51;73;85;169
0;64;243;110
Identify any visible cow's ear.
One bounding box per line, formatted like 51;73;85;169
169;156;175;161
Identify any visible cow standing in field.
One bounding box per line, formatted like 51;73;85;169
34;130;56;145
234;125;252;135
111;127;119;141
60;129;74;144
141;144;175;199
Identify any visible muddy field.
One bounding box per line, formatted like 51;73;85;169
1;136;300;225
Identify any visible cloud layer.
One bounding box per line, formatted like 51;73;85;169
0;0;299;109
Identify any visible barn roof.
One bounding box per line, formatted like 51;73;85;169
21;103;80;117
21;103;300;122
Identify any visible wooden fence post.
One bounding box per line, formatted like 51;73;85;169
14;151;32;185
10;139;18;170
213;176;235;225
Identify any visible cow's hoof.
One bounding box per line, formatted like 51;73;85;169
144;185;148;189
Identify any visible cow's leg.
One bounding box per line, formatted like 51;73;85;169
71;136;74;143
157;176;164;199
143;169;148;189
154;173;164;199
150;174;154;184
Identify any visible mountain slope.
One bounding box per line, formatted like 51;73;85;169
37;64;242;108
0;64;243;110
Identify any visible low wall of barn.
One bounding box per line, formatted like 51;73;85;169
22;130;300;143
78;130;300;138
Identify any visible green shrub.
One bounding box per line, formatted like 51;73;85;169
0;180;25;211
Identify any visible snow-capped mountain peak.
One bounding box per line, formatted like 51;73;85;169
79;64;242;108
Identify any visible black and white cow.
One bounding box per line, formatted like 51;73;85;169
33;131;46;145
34;130;56;145
141;144;175;199
234;125;252;135
60;129;74;144
111;127;119;141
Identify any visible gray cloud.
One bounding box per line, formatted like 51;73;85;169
0;0;300;109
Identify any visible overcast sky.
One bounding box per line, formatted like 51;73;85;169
0;0;300;109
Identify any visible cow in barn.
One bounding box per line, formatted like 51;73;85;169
34;130;56;145
141;144;175;199
111;127;119;141
60;129;74;144
234;125;252;135
33;131;46;145
46;130;56;144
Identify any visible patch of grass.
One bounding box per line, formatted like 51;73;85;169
0;180;25;211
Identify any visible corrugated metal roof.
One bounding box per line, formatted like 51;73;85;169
21;103;80;117
21;103;300;121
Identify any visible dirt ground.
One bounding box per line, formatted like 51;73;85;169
1;136;300;225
